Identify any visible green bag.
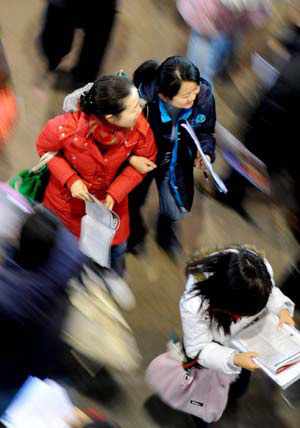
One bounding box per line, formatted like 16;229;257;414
9;151;58;205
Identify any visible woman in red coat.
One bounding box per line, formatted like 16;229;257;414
36;75;157;275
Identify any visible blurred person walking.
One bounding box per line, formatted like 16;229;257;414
177;0;271;82
38;0;117;89
127;56;216;258
0;38;17;146
0;207;83;411
36;75;157;276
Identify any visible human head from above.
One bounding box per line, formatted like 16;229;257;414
186;247;273;334
13;207;59;270
133;56;201;109
79;75;142;129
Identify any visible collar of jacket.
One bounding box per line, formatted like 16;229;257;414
158;98;192;123
69;110;150;139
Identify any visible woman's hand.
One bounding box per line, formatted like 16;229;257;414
70;179;93;202
104;194;115;210
129;155;157;174
65;407;92;428
233;352;260;371
278;308;295;329
194;153;211;170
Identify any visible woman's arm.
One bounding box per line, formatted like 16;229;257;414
264;259;295;318
36;116;81;188
36;117;92;201
180;276;241;375
107;127;157;204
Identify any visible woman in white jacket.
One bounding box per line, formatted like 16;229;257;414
180;246;295;378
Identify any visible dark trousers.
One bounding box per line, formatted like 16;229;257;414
39;1;116;84
128;168;184;252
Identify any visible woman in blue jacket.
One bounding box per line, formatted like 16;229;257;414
128;56;216;257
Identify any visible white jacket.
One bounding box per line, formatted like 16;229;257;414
180;249;295;376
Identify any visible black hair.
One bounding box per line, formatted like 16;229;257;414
79;75;133;118
133;56;200;99
186;248;273;334
14;209;59;270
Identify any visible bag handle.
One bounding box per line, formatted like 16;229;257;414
31;151;58;173
182;357;200;370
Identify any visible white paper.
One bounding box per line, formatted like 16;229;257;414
1;377;79;428
231;314;300;389
180;121;228;193
79;194;119;268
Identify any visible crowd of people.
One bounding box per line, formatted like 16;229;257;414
1;0;300;427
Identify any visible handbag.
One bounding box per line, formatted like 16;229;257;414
145;351;233;423
9;151;58;204
62;268;141;373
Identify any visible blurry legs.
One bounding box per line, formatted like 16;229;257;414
187;29;241;82
111;241;127;277
128;172;155;254
71;4;117;86
39;3;74;71
156;170;185;254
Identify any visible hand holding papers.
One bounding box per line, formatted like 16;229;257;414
79;194;120;268
0;377;79;428
231;313;300;389
181;121;228;194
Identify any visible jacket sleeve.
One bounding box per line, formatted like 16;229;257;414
107;128;157;204
264;259;295;317
180;275;241;375
195;96;216;163
36;118;80;188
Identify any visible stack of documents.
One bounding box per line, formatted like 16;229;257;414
1;377;78;428
231;313;300;389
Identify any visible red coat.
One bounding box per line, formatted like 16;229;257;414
36;110;157;245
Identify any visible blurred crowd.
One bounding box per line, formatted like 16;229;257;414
1;1;300;427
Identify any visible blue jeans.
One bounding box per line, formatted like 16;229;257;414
187;29;241;82
128;168;186;252
111;241;127;277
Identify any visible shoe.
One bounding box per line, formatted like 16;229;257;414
100;269;136;310
127;241;146;256
83;264;136;310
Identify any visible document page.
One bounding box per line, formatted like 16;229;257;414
79;194;120;268
235;313;300;373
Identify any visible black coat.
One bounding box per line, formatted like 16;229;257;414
0;227;83;387
244;54;300;176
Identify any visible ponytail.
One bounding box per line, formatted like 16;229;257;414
133;60;160;89
79;75;133;118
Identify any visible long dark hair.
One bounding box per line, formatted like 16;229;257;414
133;56;200;99
14;209;59;270
79;75;133;117
186;248;273;334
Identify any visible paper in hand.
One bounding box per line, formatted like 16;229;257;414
79;194;120;268
1;377;79;428
181;121;227;193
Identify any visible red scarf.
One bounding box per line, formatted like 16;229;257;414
88;116;129;152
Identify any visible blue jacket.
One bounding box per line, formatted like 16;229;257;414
139;78;216;211
0;227;83;387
